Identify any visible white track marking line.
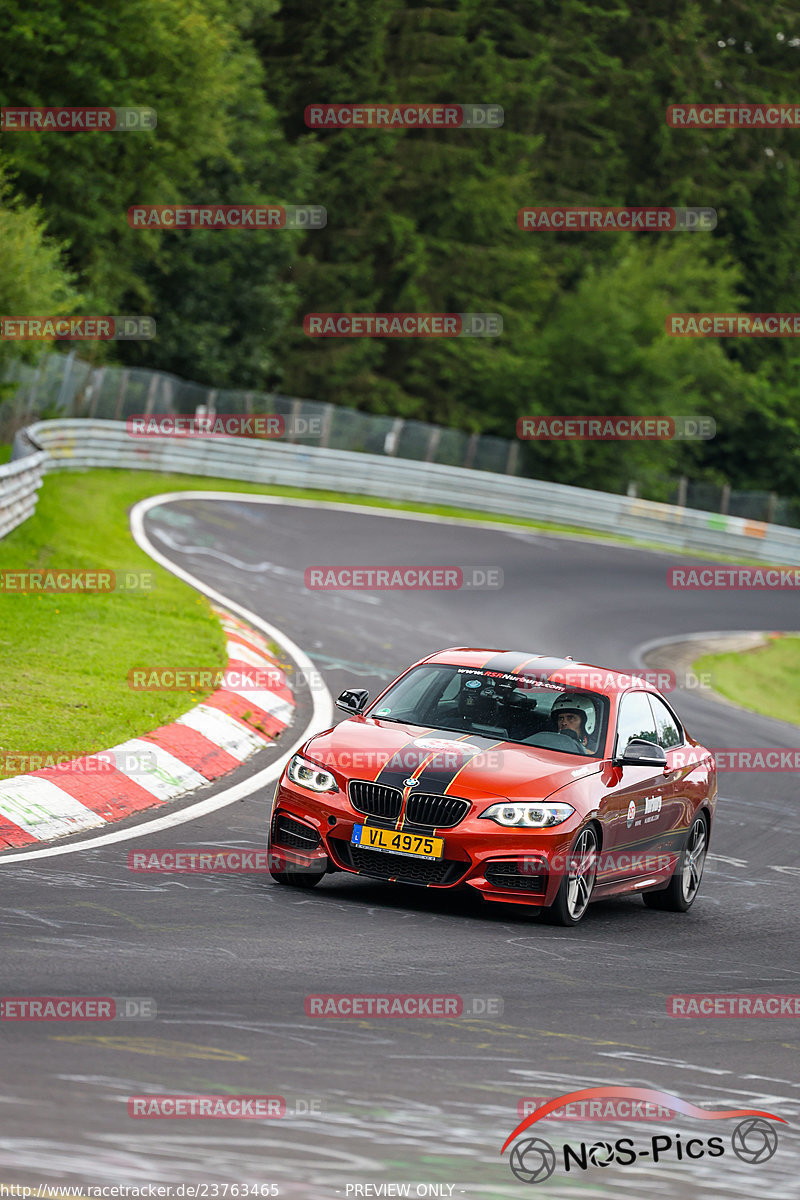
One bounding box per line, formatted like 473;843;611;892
0;493;333;864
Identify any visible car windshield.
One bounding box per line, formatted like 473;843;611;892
367;664;609;758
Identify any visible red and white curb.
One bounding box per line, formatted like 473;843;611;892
0;605;295;850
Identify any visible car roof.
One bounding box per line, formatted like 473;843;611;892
418;648;648;696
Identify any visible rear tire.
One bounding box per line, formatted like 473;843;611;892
542;825;598;926
643;815;707;912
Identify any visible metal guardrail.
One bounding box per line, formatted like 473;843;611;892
9;417;800;565
0;449;46;539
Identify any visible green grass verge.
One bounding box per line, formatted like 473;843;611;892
694;634;800;726
0;469;231;779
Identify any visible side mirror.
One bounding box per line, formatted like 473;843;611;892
336;688;370;716
617;737;667;767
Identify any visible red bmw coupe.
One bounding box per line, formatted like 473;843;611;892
268;649;716;924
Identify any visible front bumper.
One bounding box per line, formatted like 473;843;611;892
269;777;580;907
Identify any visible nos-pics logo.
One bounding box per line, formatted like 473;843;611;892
502;1087;784;1184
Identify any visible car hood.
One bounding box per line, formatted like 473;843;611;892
306;718;603;802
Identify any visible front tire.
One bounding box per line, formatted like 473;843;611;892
643;815;707;912
543;825;598;926
269;862;326;889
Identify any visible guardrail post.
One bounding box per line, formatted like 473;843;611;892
113;369;129;419
319;403;333;448
505;440;519;475
425;427;441;463
720;482;730;515
55;350;76;414
464;432;479;469
384;418;404;455
143;373;159;415
87;368;105;417
287;398;302;444
25;350;47;417
676;476;688;508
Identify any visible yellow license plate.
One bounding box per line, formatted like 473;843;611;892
352;824;444;860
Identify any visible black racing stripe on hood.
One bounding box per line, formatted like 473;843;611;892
480;651;542;674
514;657;576;682
402;732;506;796
374;730;493;792
368;728;436;790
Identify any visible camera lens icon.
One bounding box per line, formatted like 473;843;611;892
588;1140;614;1166
731;1117;778;1164
509;1137;557;1184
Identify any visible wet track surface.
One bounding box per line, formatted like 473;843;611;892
2;496;799;1198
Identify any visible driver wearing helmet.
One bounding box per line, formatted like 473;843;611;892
550;692;597;752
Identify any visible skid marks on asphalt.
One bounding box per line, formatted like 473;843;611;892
49;1035;248;1061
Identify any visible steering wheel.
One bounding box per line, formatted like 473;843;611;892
523;731;592;755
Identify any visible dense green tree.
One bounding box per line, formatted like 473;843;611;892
0;0;309;385
0;159;80;372
3;0;800;495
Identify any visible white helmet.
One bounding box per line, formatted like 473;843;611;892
551;692;597;736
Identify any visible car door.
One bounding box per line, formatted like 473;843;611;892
647;693;697;867
599;690;668;885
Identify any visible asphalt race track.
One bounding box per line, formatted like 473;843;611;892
2;495;799;1199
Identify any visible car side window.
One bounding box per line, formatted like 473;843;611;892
649;694;683;748
615;691;658;756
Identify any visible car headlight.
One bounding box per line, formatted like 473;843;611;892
286;753;337;793
479;801;575;828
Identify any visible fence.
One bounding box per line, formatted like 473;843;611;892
10;417;800;566
3;350;797;525
0;350;519;476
